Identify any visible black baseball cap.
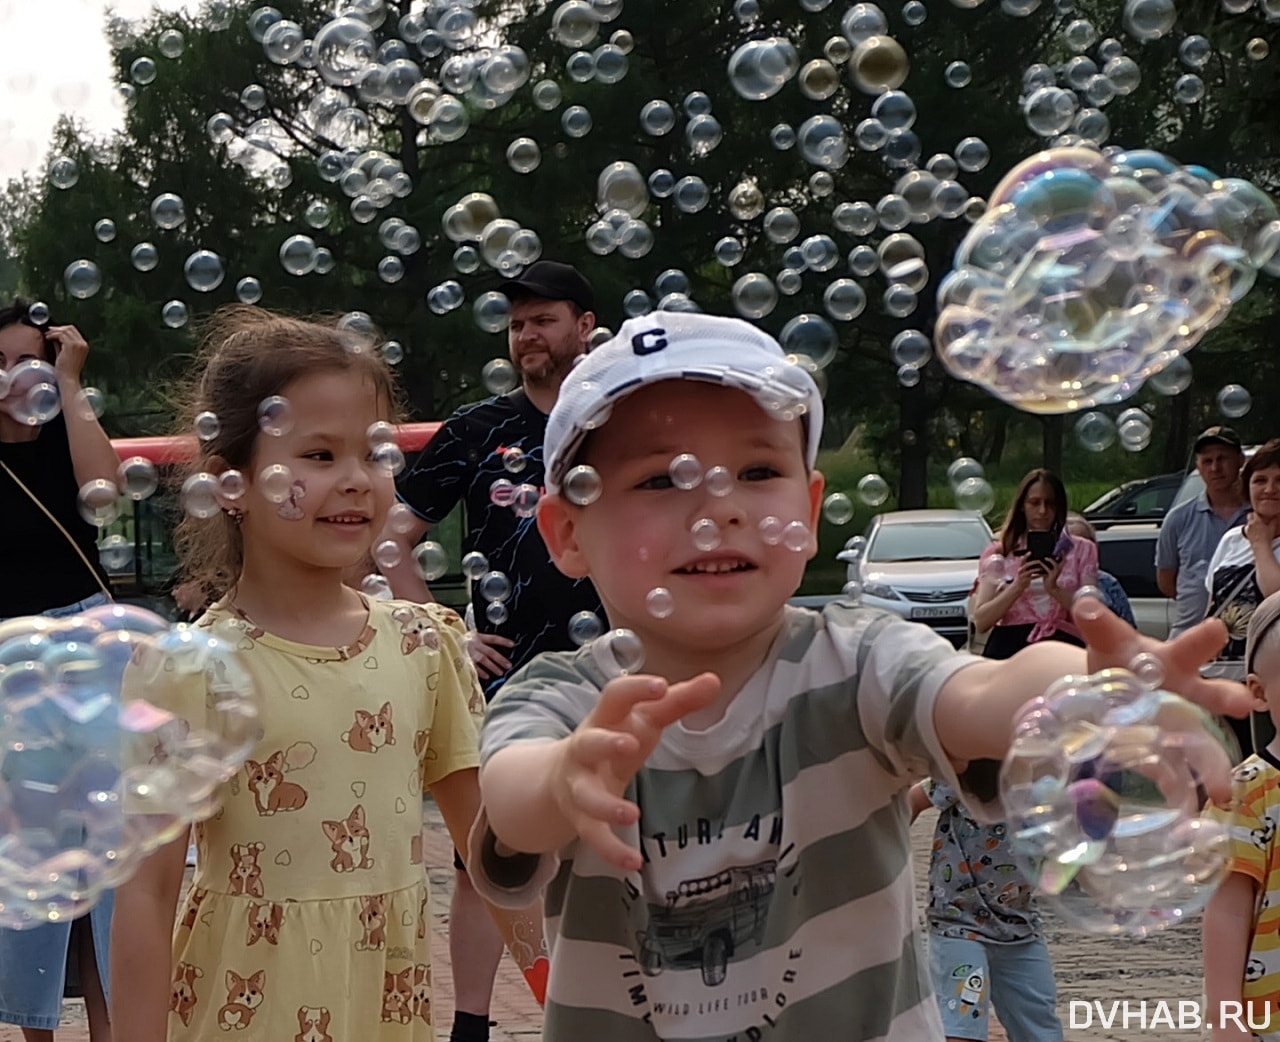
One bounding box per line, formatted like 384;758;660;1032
499;261;594;313
1193;425;1243;454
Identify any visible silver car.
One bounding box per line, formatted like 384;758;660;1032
842;509;994;646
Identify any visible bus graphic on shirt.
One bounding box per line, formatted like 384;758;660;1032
636;859;777;988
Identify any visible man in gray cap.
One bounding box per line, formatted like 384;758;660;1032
1157;426;1249;637
383;261;604;1042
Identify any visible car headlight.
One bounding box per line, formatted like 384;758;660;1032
861;581;900;600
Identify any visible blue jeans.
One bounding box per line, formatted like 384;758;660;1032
0;588;114;1026
930;933;1063;1042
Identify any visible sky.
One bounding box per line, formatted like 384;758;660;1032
0;0;197;183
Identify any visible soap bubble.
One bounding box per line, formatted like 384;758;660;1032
1148;357;1192;396
481;359;518;394
4;361;61;426
779;314;838;370
49;156;79;189
413;542;449;581
822;492;855;525
314;16;377;86
77;479;121;527
727;37;799;100
117;457;159;501
373;539;402;571
0;606;259;928
63;261;102;300
178;470;219;520
1076;412;1117;452
256;396;293;437
947;458;985;487
279;235;318;275
131;242;159;272
1001;669;1230;935
935;147;1278;413
99;533;133;572
94;219;116;243
149;193;185;230
782;521;811;552
849;35;909;94
857;473;890;506
1217;384;1252;419
130;56;157;85
506;137;541;173
691;518;721;552
161;301;189;329
478;570;512;604
25;302;49;327
1123;0;1177;42
183;251;225;293
597;628;645;676
568;610;604;646
235;277;263;304
669;454;703;490
258;463;294;504
955;477;997;514
645;588;675;619
564;465;603;506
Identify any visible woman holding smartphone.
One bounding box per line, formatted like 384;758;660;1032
970;467;1098;659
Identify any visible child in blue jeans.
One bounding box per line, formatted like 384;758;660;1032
910;779;1064;1042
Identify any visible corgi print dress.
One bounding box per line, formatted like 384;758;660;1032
144;598;483;1041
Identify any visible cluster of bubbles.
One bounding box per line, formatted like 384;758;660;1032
0;604;259;927
937;146;1280;412
946;456;996;514
1073;406;1154;453
998;662;1231;936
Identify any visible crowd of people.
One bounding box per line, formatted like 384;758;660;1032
0;274;1271;1042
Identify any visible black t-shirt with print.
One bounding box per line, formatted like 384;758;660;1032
397;390;604;699
0;413;108;617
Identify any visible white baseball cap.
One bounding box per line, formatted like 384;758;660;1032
544;312;825;494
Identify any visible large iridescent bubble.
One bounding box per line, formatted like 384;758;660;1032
999;667;1231;936
936;146;1280;412
0;605;259;928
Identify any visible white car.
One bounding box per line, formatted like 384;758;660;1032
843;509;994;646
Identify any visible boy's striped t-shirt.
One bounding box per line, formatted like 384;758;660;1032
476;603;979;1041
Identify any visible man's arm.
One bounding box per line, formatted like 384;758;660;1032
1155;508;1183;599
1156;567;1179;599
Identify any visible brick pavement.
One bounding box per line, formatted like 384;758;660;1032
5;805;1214;1042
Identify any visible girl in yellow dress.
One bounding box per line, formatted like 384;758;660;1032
110;306;488;1041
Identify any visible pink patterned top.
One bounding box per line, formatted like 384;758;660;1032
979;533;1099;644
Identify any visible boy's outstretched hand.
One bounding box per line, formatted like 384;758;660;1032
553;672;721;871
1074;593;1254;720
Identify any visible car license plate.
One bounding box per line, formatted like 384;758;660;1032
911;606;965;619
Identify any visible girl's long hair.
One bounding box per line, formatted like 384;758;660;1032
173;305;402;596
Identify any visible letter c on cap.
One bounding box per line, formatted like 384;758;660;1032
632;328;668;355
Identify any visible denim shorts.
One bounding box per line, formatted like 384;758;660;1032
930;934;1063;1042
0;589;114;1027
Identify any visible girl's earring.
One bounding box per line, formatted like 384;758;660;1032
224;507;245;525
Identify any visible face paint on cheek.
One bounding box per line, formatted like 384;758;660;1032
278;479;307;520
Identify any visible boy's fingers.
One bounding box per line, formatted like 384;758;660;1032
1178;675;1257;720
1176;729;1236;807
1072;594;1136;659
1164;618;1230;673
568;727;640;768
635;673;722;731
567;775;638;827
588;675;668;729
578;820;643;872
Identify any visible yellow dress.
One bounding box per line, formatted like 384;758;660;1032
158;598;482;1041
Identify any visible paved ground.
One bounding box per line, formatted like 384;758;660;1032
1;807;1205;1042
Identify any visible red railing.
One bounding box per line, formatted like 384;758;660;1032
109;422;442;464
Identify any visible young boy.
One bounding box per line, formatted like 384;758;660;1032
1203;590;1280;1041
909;778;1062;1042
468;312;1247;1042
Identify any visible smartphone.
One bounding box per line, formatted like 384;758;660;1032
1026;530;1056;561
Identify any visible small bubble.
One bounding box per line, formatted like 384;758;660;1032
564;465;603;506
645;587;675;619
1129;652;1165;690
258;463;294;503
782;521;811;552
502;446;528;473
760;516;784;545
461;551;489;580
77;479;121;527
361;573;393;600
857;474;890;507
256;396;293;437
194;411;221;441
691;518;721;552
669;454;703;490
705;465;734;497
181;472;221;519
1217;384;1252;419
600;628;645;675
218;470;246;500
414;542;449;581
373;539;402;571
823;492;855;525
478;570;512;603
569;610;603;646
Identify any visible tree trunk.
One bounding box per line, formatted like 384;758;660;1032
1164;393;1192;473
985;408;1009;465
899;380;930;508
1042;414;1064;474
